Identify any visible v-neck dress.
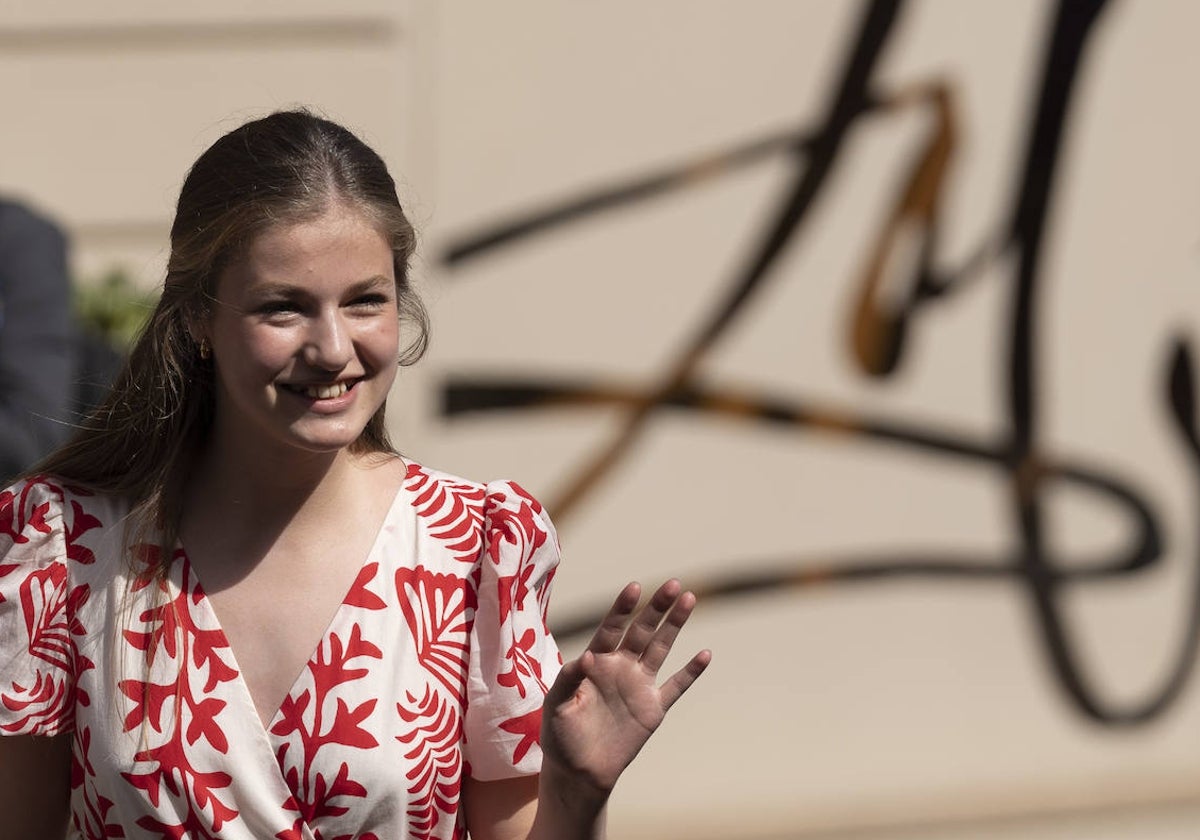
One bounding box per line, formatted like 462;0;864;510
0;461;563;840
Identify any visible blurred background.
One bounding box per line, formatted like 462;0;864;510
2;0;1198;837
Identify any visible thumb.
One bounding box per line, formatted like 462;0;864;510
543;650;593;709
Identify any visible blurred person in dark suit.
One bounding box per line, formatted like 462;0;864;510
0;199;75;481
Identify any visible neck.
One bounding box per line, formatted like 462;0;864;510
190;422;382;526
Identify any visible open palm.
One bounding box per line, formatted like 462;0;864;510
540;580;711;794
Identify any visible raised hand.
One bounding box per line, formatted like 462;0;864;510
539;580;711;796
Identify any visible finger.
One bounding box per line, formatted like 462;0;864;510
639;589;697;674
658;649;712;712
544;650;592;709
585;582;641;654
617;579;682;656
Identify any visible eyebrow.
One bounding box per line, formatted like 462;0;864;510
250;275;394;298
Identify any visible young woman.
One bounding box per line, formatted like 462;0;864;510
0;110;709;839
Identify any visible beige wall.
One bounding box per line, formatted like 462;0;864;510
0;0;422;287
3;1;1198;838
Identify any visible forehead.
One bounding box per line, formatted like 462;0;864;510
220;204;394;297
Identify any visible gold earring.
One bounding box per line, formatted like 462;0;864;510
199;339;211;360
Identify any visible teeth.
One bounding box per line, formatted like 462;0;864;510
304;382;349;399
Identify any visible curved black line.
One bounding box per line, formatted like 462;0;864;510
441;375;1160;583
443;370;1200;724
436;0;1199;726
442;128;809;266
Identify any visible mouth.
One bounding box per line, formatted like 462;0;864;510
282;379;360;400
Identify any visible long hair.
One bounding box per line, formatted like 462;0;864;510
30;109;429;576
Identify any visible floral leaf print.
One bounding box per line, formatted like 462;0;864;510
397;685;463;840
344;561;387;611
19;562;74;671
395;566;476;703
483;484;549;627
498;708;544;765
71;726;127;838
0;478;100;734
271;689;313;740
0;668;71;734
117;680;177;736
273;624;382;829
304;623;383;701
0;477;58;544
186;697;230;753
65;499;101;565
0;467;567;838
496;628;547;699
117;553;241;836
405;463;486;564
0;482;96;729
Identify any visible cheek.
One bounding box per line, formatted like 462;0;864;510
360;319;401;368
215;323;297;376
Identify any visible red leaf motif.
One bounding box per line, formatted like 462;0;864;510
0;490;17;541
395;566;475;703
275;822;306;840
396;686;463;840
483;485;549;628
118;679;177;735
307;624;382;700
27;501;51;535
344;561;386;611
0;668;71;734
19;562;72;671
497;628;546;698
117;554;241;835
275;623;381;827
498;708;543;765
65;500;101;565
271;689;312;738
186;697;229;752
495;563;536;645
405;464;486;564
328;697;380;750
0;478;66;545
293;760;371;825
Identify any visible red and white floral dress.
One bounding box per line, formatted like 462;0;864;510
0;461;563;840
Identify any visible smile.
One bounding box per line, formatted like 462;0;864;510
283;380;358;400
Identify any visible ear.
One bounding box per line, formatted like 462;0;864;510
182;303;213;356
184;316;209;348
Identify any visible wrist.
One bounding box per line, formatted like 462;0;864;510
530;761;611;840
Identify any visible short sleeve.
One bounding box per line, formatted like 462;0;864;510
0;477;80;736
463;480;564;780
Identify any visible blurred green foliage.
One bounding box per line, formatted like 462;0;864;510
74;267;157;349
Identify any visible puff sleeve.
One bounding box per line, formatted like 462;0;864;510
0;477;90;736
462;480;564;780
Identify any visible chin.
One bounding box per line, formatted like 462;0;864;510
284;422;371;454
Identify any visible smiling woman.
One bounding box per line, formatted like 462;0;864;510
0;110;709;840
206;206;401;457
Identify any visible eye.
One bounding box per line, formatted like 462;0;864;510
256;299;302;319
347;293;390;310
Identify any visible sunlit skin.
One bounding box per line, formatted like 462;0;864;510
203;202;400;462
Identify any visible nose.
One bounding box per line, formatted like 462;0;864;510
302;309;354;371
